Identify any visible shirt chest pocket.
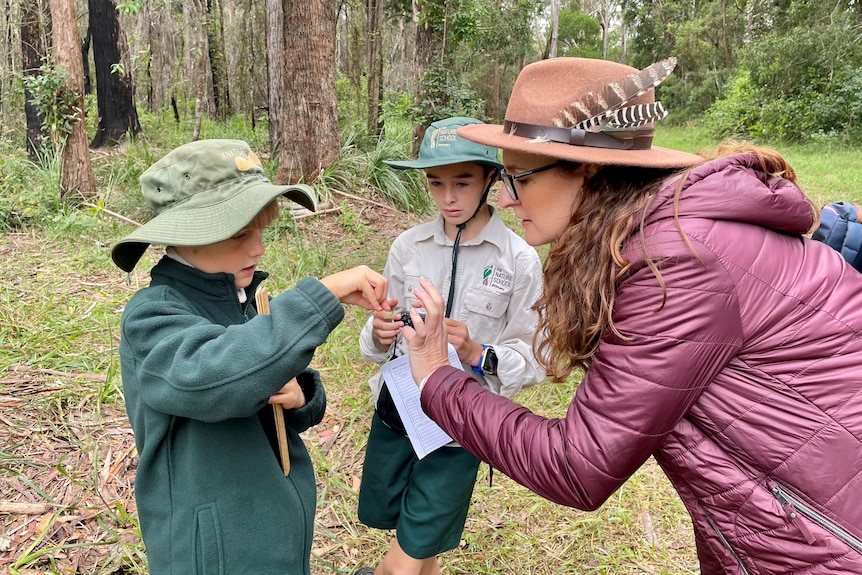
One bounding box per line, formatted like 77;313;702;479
402;275;422;309
463;288;510;335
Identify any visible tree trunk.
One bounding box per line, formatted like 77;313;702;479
206;0;226;119
81;24;92;94
217;0;232;114
21;0;50;159
277;0;339;185
548;0;558;58
411;0;434;155
366;0;383;138
88;0;141;148
0;0;16;113
48;0;96;200
264;0;285;154
190;0;208;140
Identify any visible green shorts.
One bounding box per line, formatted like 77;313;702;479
358;411;481;559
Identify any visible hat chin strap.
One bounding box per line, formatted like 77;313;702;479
468;168;499;222
504;120;654;150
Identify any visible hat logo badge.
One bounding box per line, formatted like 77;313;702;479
234;150;262;172
429;127;456;149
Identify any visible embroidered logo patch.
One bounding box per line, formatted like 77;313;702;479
234;150;262;171
482;265;513;292
429;126;458;149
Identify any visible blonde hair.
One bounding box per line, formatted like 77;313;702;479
249;200;281;230
534;142;805;382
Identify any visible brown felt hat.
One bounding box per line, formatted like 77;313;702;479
458;57;701;168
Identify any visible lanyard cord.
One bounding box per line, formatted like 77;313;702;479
445;222;466;318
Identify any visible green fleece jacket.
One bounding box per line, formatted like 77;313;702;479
118;256;344;575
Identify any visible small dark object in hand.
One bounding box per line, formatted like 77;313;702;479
398;309;426;328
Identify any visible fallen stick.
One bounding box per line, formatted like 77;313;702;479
331;189;401;212
81;202;142;227
0;501;51;514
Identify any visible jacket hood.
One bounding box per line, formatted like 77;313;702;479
646;154;817;236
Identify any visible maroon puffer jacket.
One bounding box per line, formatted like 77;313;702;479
421;154;862;574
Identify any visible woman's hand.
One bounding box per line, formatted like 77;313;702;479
268;378;306;409
402;278;451;389
321;265;390;311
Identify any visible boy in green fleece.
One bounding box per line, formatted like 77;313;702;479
111;139;390;575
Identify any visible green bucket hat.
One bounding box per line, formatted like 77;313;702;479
385;117;503;171
110;139;317;273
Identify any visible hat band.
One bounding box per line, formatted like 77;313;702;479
503;121;654;150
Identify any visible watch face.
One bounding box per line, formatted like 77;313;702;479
482;346;498;375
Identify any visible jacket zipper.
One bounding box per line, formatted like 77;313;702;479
703;513;751;574
772;484;862;554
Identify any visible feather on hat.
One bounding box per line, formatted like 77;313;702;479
458;57;700;168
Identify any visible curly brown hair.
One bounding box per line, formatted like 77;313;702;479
533;142;804;382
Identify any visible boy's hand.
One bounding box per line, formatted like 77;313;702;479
268;378;306;410
321;265;390;311
371;298;402;349
444;318;483;367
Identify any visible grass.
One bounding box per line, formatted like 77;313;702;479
2;117;861;574
656;124;862;206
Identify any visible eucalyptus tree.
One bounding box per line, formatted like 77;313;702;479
464;0;541;123
21;0;51;159
404;0;539;147
623;0;749;121
47;0;96;198
580;0;620;59
367;0;384;138
87;0;141;147
269;0;340;184
211;0;230;118
554;5;602;59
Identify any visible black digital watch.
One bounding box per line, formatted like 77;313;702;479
480;345;498;376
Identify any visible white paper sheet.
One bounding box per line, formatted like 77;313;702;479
380;345;462;459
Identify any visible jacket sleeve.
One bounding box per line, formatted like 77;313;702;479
122;277;344;422
487;249;546;398
420;232;742;510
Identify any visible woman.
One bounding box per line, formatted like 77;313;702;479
401;57;862;574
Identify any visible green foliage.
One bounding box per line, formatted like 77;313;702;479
336;75;371;150
624;0;862;142
21;57;82;150
411;0;539;125
0;142;62;231
475;0;540;67
380;90;414;124
117;0;167;15
556;8;602;58
413;64;485;126
318;129;432;214
702;70;760;139
705;15;862;143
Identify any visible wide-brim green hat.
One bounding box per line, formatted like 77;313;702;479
111;139;317;273
385;117;504;171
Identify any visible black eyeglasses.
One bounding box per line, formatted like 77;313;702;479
501;161;567;201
